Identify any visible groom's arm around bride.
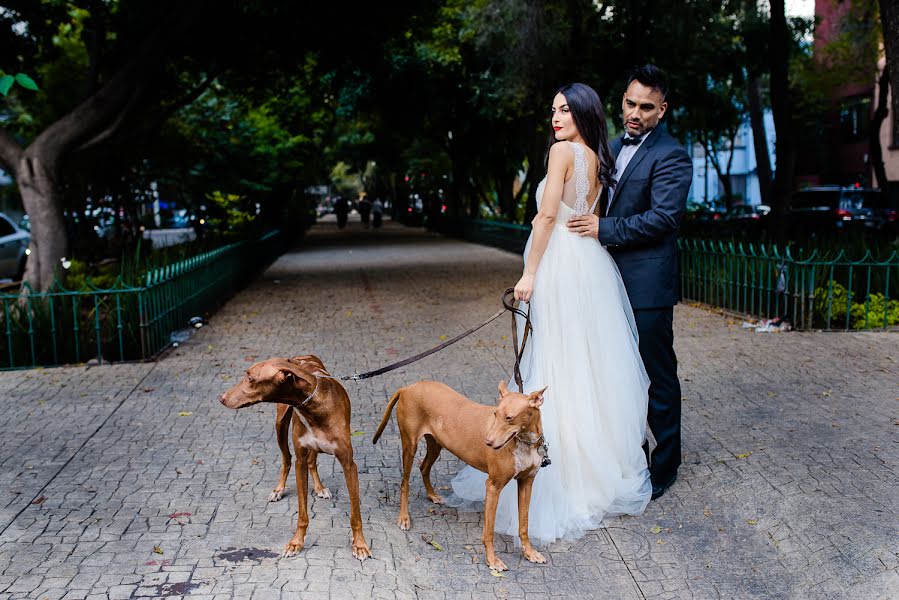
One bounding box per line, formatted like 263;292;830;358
567;64;692;500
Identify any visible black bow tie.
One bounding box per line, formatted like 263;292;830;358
621;135;642;146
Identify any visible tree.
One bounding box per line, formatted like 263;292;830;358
881;0;899;154
0;1;211;291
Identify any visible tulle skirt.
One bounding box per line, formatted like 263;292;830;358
450;221;652;544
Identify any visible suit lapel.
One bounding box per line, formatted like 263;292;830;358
607;127;663;216
615;127;661;191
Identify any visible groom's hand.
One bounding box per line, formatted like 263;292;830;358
567;214;599;239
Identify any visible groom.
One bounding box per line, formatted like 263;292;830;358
567;64;692;500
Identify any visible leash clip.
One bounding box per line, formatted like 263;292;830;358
538;439;551;468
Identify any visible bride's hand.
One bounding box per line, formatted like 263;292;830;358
514;273;535;303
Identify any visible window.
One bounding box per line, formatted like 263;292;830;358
0;217;15;238
729;174;748;203
839;96;871;143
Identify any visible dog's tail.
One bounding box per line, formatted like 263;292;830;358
372;389;402;444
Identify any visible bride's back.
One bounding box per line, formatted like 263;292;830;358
551;141;603;216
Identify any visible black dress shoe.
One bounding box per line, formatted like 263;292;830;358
650;475;677;500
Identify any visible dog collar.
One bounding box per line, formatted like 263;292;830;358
516;432;551;468
298;380;319;406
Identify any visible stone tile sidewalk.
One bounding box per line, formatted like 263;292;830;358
0;220;896;599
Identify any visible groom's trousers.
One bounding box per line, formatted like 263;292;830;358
634;307;681;486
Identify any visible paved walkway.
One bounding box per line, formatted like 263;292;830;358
0;219;896;600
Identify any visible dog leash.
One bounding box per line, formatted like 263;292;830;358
331;288;531;383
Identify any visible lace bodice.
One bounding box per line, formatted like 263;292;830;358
536;141;601;218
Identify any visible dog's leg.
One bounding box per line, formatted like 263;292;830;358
282;446;310;558
483;477;508;571
336;445;372;560
306;451;332;499
397;432;417;531
270;406;292;502
420;434;445;504
517;476;545;564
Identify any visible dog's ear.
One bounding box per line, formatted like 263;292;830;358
498;380;509;396
528;387;547;408
275;368;296;384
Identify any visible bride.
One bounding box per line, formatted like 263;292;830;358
451;82;652;544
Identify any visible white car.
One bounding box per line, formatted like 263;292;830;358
0;213;30;280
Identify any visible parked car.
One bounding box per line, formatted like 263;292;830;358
788;186;882;235
685;200;727;223
719;203;771;235
856;189;899;235
0;212;30;280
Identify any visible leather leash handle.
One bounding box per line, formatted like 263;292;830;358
502;287;532;393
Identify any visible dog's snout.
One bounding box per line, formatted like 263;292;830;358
219;393;227;405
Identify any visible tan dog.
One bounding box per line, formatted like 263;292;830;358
220;355;371;561
373;380;547;571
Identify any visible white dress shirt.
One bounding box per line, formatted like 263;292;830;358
607;131;650;214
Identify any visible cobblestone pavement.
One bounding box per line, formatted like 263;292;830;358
0;219;896;600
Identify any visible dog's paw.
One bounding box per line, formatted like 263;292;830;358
523;547;546;564
268;489;284;502
281;536;305;558
426;493;445;505
396;514;412;531
314;486;332;499
486;556;508;572
352;540;372;561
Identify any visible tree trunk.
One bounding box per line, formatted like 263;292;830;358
881;0;899;146
747;74;773;206
769;0;796;242
870;67;890;187
16;153;68;291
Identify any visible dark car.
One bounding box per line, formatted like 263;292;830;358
788;186;882;236
721;204;770;232
856;189;899;235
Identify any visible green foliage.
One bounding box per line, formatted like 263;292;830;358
0;72;39;96
814;282;899;329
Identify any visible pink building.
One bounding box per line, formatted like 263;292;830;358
813;0;899;191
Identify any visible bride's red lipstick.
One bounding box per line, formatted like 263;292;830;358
553;126;562;131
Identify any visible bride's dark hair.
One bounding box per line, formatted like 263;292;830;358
546;83;616;191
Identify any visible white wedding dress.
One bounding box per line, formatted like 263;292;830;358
450;141;652;544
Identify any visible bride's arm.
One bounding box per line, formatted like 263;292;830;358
514;143;571;302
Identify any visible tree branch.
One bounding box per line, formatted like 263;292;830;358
0;126;24;176
75;82;146;153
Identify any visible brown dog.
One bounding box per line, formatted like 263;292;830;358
269;355;332;502
373;380;547;571
220;355;371;561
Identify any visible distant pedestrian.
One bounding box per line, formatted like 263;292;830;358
334;195;349;229
358;196;372;228
372;198;384;228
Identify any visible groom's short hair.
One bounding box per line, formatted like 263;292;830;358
627;64;669;98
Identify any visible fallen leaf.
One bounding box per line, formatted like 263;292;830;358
152;546;164;555
650;525;662;534
351;430;365;437
656;539;665;545
30;496;45;505
490;569;505;577
747;519;758;525
168;512;191;519
703;508;712;517
439;335;447;341
421;534;443;551
346;311;353;317
251;457;260;465
735;452;751;459
178;411;193;417
142;388;154;393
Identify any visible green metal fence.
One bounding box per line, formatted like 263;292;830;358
678;239;899;331
0;230;285;369
431;218;899;331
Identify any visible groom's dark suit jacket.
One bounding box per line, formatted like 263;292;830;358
599;124;693;309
